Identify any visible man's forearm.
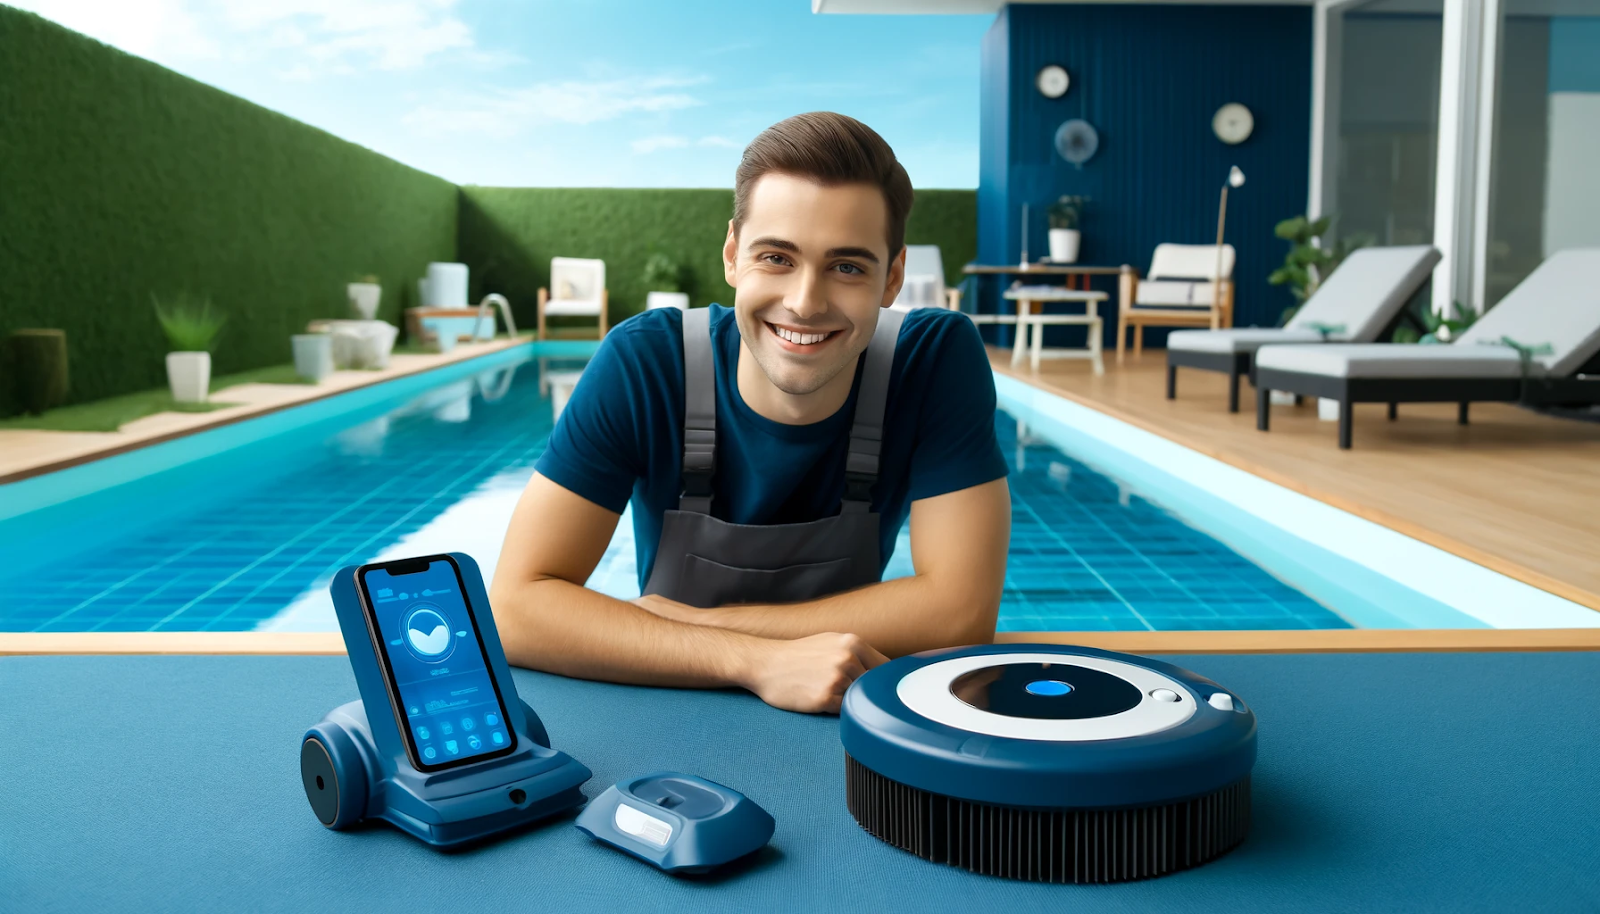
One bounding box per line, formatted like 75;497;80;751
667;572;997;658
492;576;769;689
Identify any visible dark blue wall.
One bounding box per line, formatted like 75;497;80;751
977;4;1313;345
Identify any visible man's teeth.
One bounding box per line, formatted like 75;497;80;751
774;325;830;345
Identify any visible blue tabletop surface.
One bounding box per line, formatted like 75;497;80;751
4;652;1598;913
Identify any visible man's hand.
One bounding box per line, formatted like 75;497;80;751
736;632;889;714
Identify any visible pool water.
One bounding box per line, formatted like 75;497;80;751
0;347;1347;633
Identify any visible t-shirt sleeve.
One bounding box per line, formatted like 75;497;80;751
905;313;1009;503
534;331;648;514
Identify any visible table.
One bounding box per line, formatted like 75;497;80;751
1003;286;1107;374
6;651;1598;912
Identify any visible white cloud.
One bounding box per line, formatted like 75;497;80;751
10;0;477;75
403;75;708;138
632;135;690;155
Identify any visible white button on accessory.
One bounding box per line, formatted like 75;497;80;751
1208;693;1235;711
1150;689;1179;702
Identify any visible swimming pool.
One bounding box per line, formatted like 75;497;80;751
2;343;1590;633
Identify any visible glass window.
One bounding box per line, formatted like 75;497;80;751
1331;0;1445;249
1485;9;1600;307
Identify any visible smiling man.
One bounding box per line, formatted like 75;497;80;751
491;112;1010;714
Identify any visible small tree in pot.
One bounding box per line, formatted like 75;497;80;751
642;251;689;310
347;273;382;320
153;293;225;404
1047;195;1088;263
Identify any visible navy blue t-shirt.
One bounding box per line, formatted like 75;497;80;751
536;304;1007;588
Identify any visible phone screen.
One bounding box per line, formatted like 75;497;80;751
357;556;516;771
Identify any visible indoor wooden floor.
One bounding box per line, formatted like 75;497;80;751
991;348;1600;611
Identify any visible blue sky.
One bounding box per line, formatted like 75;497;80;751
12;0;993;187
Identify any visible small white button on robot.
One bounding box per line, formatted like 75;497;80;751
1208;693;1235;711
1150;689;1179;703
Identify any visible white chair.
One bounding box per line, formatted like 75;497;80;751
1117;243;1236;361
891;245;963;312
537;257;608;340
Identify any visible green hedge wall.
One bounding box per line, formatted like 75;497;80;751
458;187;977;331
0;8;458;416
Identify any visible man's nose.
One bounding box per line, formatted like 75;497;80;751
785;267;828;319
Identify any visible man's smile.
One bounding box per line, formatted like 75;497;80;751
766;320;843;352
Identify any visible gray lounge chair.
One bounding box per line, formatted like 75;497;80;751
1254;248;1600;448
1166;245;1440;412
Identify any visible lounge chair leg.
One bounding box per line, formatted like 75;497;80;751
1294;395;1303;406
1166;364;1177;400
1227;367;1240;413
1339;399;1353;449
1388;402;1398;421
1458;402;1469;425
1257;387;1270;431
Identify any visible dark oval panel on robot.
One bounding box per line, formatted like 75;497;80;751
949;662;1144;719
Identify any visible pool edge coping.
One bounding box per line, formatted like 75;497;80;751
5;629;1600;655
0;335;540;485
990;360;1600;615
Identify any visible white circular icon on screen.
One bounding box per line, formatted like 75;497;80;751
403;605;454;661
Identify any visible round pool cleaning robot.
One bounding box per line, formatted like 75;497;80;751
840;644;1256;883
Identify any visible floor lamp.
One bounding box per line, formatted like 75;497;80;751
1214;166;1245;326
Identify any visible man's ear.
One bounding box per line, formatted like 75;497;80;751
880;245;907;308
723;220;739;288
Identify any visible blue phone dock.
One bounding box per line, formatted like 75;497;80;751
576;772;775;874
299;553;592;847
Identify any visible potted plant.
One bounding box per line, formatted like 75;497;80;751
153;293;225;404
347;274;382;320
642;252;689;310
1047;195;1088;263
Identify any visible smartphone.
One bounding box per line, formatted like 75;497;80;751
354;555;518;772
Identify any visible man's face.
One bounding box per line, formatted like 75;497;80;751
723;173;905;397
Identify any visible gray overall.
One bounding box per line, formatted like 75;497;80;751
641;307;905;608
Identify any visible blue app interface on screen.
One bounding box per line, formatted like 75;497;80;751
363;560;511;766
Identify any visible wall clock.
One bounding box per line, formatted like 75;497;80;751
1036;65;1070;99
1212;103;1254;144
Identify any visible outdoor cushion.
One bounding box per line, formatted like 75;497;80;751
1284;245;1441;340
893;273;943;309
543;298;602;316
1148;243;1235;281
1169;327;1325;354
1134;280;1223;308
1455;248;1600;375
549;256;605;302
1255;344;1529;379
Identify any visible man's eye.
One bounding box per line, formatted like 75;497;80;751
835;262;864;275
760;253;790;266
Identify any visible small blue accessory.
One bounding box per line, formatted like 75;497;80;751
300;553;591;847
576;772;775;874
841;643;1257;883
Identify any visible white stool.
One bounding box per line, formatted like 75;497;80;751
1003;286;1107;374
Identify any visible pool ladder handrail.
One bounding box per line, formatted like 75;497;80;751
474;293;517;340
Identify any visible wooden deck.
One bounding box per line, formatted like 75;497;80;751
992;348;1600;612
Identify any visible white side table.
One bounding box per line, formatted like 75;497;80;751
1002;285;1108;374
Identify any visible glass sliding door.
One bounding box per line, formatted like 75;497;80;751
1484;8;1600;307
1331;0;1446;249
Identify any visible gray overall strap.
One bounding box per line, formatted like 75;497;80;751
841;308;905;514
678;307;717;513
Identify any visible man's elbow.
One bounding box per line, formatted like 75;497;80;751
932;583;1000;648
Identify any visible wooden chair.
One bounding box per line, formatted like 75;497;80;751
1117;243;1236;362
537;257;608;340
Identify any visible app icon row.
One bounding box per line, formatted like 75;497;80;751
415;712;500;742
420;730;507;760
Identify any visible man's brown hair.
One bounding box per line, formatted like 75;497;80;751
733;112;915;257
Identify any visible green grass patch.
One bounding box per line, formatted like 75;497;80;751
0;362;312;432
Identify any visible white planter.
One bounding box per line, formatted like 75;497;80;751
646;291;690;310
1048;228;1081;263
292;333;334;382
166;351;211;404
422;262;469;307
346;283;381;320
1269;390;1297;406
1317;397;1341;421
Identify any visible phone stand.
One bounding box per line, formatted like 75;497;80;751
300;553;591;847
